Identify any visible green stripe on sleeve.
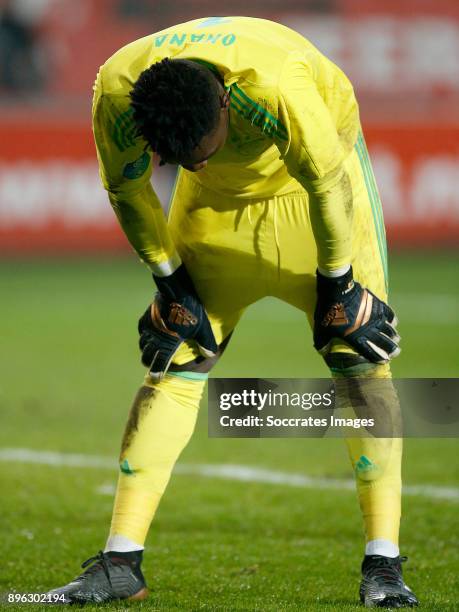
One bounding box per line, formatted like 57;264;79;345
231;84;288;140
230;101;246;119
232;84;288;135
113;108;137;152
356;135;387;281
230;93;248;113
359;134;388;272
355;133;388;290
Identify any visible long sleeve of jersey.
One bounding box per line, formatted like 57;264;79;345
92;70;180;276
276;51;359;272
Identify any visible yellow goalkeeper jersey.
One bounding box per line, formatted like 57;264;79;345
92;16;361;273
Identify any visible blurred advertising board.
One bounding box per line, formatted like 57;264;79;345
280;13;459;99
0;119;457;253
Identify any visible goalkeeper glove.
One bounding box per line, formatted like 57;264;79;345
313;266;400;364
138;264;217;381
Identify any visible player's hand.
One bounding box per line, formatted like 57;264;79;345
313;266;400;364
138;264;217;381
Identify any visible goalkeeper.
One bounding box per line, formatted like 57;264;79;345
49;16;418;608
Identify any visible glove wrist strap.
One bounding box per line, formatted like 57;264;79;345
152;264;196;301
316;265;355;300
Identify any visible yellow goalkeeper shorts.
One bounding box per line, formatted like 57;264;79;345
167;136;387;366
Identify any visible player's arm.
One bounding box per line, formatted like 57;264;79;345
92;72;217;379
276;54;399;363
276;52;355;273
92;70;179;275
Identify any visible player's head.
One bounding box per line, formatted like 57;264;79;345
130;58;230;172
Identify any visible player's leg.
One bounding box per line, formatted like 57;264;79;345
47;173;268;603
269;140;416;606
105;332;237;554
45;347;231;604
332;136;403;561
270;147;403;552
107;178;265;540
109;170;274;548
335;135;416;606
105;168;312;556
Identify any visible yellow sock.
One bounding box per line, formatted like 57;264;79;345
337;363;402;547
109;373;206;545
347;435;402;545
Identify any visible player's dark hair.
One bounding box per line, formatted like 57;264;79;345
130;58;222;162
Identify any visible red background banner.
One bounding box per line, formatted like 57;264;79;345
0;120;458;253
1;6;458;253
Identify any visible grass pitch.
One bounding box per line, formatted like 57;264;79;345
0;252;458;611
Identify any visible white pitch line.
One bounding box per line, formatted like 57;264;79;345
0;447;115;468
1;447;458;501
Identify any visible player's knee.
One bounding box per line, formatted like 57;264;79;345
168;332;233;375
324;352;391;379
